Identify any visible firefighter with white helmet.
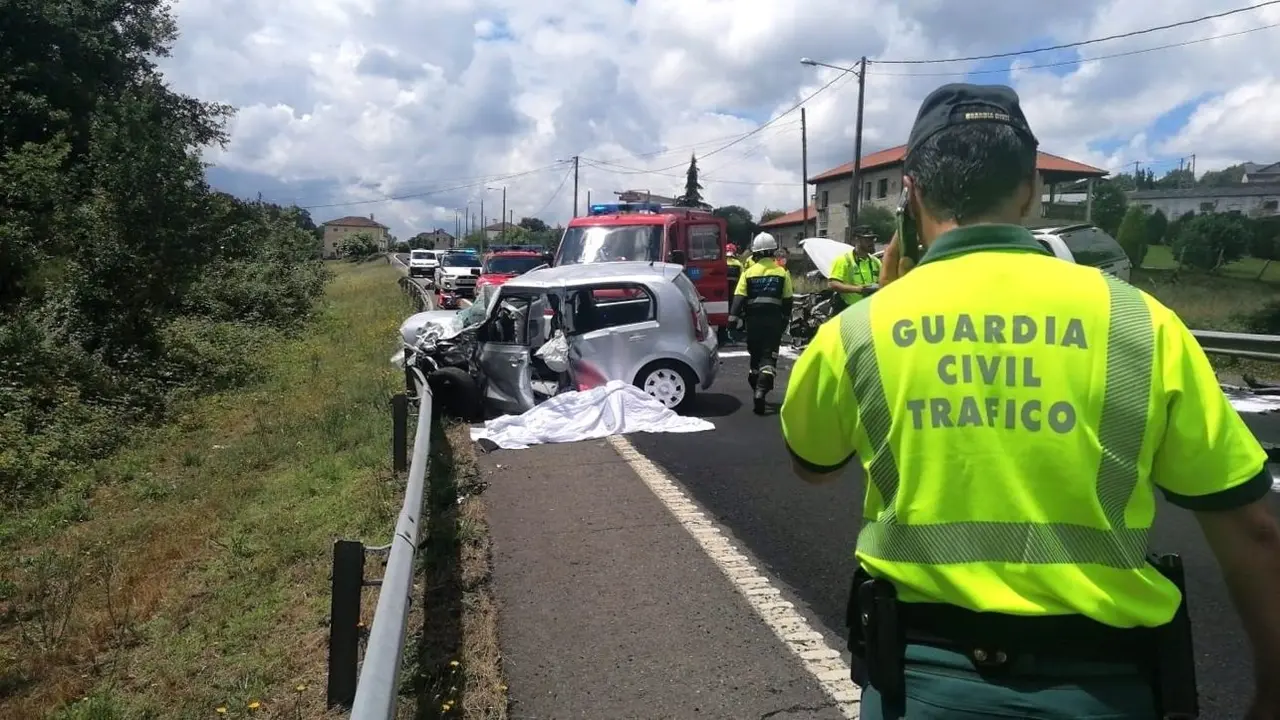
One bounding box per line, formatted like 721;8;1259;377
728;232;793;414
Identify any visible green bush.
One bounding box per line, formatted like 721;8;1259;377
1146;209;1169;246
1168;213;1250;271
1115;205;1149;268
0;0;335;506
339;231;380;259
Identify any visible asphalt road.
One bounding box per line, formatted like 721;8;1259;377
628;348;1280;719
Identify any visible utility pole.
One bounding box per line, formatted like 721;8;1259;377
572;156;580;217
1190;153;1196;182
500;187;507;242
1132;160;1141;189
587;190;592;208
480;196;486;255
847;56;867;242
801;107;809;237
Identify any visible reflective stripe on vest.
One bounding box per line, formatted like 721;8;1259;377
748;296;784;306
843;275;1155;569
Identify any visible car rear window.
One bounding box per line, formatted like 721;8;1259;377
1058;227;1127;267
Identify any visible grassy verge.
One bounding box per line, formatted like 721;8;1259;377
1143;244;1280;283
0;261;412;718
404;423;507;720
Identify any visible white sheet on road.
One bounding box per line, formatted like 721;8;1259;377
470;380;715;450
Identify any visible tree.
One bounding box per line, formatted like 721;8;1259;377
1199;164;1246;187
673;153;706;208
339;231;380;259
1090;181;1128;237
1169;213;1251;271
519;217;549;233
1146;208;1169;246
1248;216;1280;280
1115;205;1150;268
1155;169;1194;189
858;205;897;244
759;208;787;224
712;205;756;247
1166;210;1196;251
394;241;410;253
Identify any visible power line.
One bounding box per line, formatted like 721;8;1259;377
532;165;575;216
870;22;1280;77
300;162;567;210
579;157;799;187
579;123;801;178
872;1;1280;65
632;69;858;174
587;118;802;166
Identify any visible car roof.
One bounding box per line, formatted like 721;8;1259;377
505;261;684;289
1034;224;1096;235
566;214;668;227
486;250;543;257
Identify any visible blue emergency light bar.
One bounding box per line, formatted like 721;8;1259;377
587;202;664;216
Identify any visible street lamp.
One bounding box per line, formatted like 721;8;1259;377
801;56;867;242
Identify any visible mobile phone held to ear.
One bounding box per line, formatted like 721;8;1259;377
895;186;920;263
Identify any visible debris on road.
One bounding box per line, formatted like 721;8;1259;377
470;380;713;450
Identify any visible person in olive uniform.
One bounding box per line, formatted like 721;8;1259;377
781;83;1280;719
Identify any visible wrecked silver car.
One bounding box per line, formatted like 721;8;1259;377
398;261;719;418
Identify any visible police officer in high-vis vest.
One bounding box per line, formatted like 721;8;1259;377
780;83;1280;719
828;226;882;312
730;232;793;415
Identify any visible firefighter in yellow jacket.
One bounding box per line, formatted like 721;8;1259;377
729;232;793;414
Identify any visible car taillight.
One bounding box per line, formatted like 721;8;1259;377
691;306;707;342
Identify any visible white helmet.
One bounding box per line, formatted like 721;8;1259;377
750;232;778;253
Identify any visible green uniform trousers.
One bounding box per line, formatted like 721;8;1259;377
858;644;1159;719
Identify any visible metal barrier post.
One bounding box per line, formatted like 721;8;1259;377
327;539;366;708
392;393;408;474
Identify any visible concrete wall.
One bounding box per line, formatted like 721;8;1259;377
1133;192;1280;218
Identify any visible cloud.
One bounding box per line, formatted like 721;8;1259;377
159;0;1280;238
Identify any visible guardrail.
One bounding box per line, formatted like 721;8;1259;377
326;369;433;718
1192;329;1280;364
398;275;433;313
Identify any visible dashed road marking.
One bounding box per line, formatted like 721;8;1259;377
717;346;804;361
605;435;861;718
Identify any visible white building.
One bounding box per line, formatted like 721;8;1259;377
803;145;1109;241
1128;185;1280;218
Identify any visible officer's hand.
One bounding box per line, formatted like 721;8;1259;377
879;232;917;288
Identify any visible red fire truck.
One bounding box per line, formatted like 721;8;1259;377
553;202;732;330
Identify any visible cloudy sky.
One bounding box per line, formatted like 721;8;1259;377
159;0;1280;239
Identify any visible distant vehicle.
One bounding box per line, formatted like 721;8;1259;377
553;202;732;332
1032;224;1132;282
476;249;551;290
433;252;482;308
399;261;718;418
408;249;440;278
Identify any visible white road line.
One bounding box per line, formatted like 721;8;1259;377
605;435;861;718
717;346;804;361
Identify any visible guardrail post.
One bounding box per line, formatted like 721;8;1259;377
392;392;409;474
327;539;366;709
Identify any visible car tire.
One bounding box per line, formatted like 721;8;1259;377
634;360;697;413
427;366;483;422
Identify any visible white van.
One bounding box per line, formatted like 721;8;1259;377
408;249;440;278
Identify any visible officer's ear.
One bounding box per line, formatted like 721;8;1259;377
1016;172;1041;220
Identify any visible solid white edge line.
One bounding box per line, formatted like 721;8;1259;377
605;435;861;718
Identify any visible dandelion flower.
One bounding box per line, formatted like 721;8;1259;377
248;700;261;710
295;684;308;692
216;708;227;715
449;660;459;667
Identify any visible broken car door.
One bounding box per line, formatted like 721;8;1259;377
475;292;539;414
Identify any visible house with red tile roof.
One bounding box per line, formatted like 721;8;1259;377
785;144;1108;244
320;214;390;258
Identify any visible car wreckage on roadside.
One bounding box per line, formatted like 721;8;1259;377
396;261;720;420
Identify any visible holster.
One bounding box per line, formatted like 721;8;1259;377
845;556;1200;719
1149;553;1199;719
845;568;906;707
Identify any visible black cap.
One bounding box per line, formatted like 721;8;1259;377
851;225;876;239
905;83;1038;158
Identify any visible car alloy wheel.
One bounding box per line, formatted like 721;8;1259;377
641;366;686;409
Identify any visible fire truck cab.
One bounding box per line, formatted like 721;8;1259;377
553;203;731;329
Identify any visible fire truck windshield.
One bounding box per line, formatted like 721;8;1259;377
557;225;663;264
